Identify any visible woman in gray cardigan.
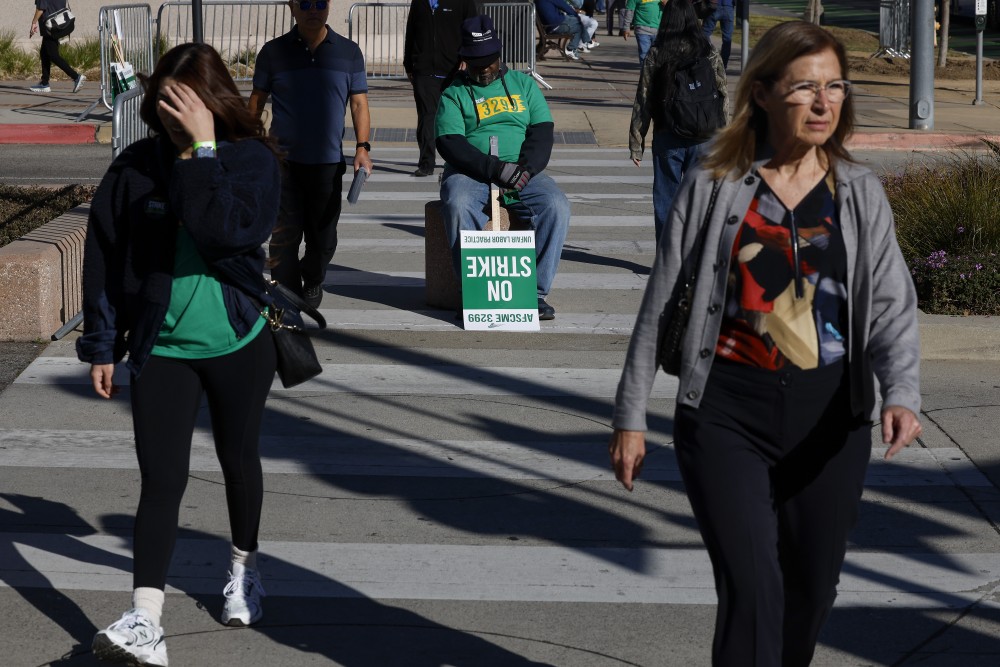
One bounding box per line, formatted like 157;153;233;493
609;21;922;667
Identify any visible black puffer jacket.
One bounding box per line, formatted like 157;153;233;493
403;0;480;77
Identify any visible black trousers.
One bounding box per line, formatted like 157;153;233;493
269;160;346;293
39;33;79;85
411;75;448;172
674;360;871;667
130;328;275;589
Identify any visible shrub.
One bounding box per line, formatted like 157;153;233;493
882;141;1000;316
0;29;40;79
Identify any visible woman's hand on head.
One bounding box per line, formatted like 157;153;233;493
90;364;118;399
158;81;216;146
609;429;646;491
881;405;922;460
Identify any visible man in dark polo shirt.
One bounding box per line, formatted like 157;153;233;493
249;0;373;308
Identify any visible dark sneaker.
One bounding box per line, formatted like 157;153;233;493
411;167;434;177
303;284;323;309
537;298;556;321
73;74;86;93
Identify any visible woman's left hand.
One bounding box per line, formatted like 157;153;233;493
881;405;922;460
158;81;216;145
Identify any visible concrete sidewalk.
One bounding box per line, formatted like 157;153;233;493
1;19;999;149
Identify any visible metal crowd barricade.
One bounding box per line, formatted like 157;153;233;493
347;3;409;79
157;0;293;82
77;4;155;120
875;0;911;59
482;2;537;79
112;86;148;160
347;2;540;83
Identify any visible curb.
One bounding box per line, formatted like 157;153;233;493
847;132;1000;151
0;123;99;145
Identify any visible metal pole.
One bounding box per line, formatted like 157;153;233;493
740;0;749;73
975;30;984;104
908;0;934;130
192;0;204;43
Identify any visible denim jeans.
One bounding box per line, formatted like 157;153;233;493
440;169;570;296
636;32;654;65
552;16;584;52
652;130;704;244
702;5;735;67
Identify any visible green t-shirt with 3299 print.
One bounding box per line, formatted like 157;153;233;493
152;227;266;359
435;70;552;163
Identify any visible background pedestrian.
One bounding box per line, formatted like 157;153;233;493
28;0;85;93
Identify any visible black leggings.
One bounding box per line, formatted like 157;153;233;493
675;360;872;667
130;328;276;590
39;33;79;85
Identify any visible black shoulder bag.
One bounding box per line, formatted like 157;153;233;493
262;280;327;388
658;179;720;376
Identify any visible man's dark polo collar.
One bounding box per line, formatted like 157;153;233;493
288;24;337;51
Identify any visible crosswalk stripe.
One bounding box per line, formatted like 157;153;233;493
0;428;989;487
13;359;679;397
322;271;649;289
332;239;658;252
4;534;998;608
337;214;653;227
353;174;652;184
332;192;652;202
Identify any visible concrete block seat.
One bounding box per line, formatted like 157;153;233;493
424;200;530;312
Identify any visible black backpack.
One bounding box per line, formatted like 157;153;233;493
655;54;726;141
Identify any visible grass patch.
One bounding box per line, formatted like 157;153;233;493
735;15;1000;80
0;184;96;247
0;30;41;79
883;142;1000;315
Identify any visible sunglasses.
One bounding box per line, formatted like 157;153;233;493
294;0;327;9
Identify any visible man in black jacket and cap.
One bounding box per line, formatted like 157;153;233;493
403;0;480;177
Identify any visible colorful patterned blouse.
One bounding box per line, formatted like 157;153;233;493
715;172;848;370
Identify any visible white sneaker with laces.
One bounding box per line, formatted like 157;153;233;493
579;44;591;53
564;47;579;60
222;562;266;626
92;608;168;666
73;74;87;93
586;40;600;48
29;82;50;93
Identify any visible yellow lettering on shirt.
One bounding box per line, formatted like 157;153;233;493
476;94;527;119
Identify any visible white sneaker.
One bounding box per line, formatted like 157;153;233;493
222;562;266;626
564;48;579;61
29;82;50;93
92;608;168;666
73;74;86;93
586;40;600;48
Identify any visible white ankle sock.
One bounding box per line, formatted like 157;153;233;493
132;587;164;627
231;544;257;571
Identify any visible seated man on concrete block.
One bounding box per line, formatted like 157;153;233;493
436;14;570;321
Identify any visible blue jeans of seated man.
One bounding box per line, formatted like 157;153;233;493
440;169;570;297
652;130;704;244
636;32;654;65
702;5;735;67
552;16;584;52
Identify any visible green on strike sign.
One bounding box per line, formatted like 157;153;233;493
460;230;539;331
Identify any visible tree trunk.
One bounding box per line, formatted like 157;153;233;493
937;0;950;67
806;0;823;25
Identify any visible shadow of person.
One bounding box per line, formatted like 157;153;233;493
0;493;132;661
46;515;564;666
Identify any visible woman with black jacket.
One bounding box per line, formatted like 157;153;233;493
77;43;280;666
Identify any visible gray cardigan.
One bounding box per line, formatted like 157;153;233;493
612;156;921;431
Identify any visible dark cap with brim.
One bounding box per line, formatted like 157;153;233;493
458;15;504;60
463;53;501;69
